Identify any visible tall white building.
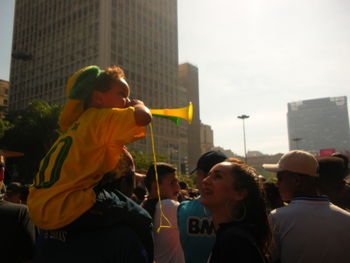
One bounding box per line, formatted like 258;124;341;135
287;96;350;154
9;0;186;164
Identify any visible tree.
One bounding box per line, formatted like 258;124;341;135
0;119;11;138
1;100;62;183
129;150;167;172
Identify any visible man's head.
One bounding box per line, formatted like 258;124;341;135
263;150;319;201
88;66;130;108
5;182;26;204
191;151;228;193
318;156;345;192
145;163;180;200
331;152;349;178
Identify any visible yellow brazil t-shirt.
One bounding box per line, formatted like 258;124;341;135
28;107;145;230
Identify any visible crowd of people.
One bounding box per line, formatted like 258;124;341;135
1;65;350;263
2;149;350;263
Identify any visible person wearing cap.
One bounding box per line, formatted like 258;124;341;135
263;150;350;263
177;150;228;263
27;66;153;262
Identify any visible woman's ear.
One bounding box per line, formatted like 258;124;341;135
234;189;248;201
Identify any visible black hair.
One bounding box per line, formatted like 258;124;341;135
5;182;24;197
263;182;284;211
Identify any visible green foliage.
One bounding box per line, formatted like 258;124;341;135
251;165;276;181
0;119;12;138
129;150;196;188
1;100;62;183
129;150;168;172
178;173;196;188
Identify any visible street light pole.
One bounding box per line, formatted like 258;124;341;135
292;138;302;150
237;114;250;163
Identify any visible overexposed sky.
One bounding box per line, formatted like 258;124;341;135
178;0;350;155
1;0;350;155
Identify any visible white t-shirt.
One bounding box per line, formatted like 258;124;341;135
270;196;350;263
153;199;185;263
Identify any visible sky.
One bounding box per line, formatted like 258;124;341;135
1;0;350;156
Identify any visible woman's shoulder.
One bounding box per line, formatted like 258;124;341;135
215;222;265;262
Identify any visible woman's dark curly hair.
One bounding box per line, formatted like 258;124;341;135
226;159;271;257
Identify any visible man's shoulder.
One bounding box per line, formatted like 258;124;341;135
178;198;211;218
328;203;350;218
0;200;28;214
270;204;297;221
271;199;350;223
178;198;201;210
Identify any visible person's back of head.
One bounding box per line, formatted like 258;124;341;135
318;157;346;203
101;149;136;198
331;152;349;178
5;182;25;204
179;181;187;190
263;182;284;211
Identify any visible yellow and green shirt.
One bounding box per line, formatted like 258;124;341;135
28;107;145;230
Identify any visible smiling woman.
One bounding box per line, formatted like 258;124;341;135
200;159;271;263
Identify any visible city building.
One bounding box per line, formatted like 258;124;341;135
0;80;9;119
287;96;350;154
200;122;214;154
246;151;264;158
178;63;201;170
9;0;186;164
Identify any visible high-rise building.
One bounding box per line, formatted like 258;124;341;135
0;80;9;119
287;96;350;154
200;122;213;154
178;63;201;170
9;0;184;163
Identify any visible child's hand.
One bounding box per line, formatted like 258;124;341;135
126;99;152;126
